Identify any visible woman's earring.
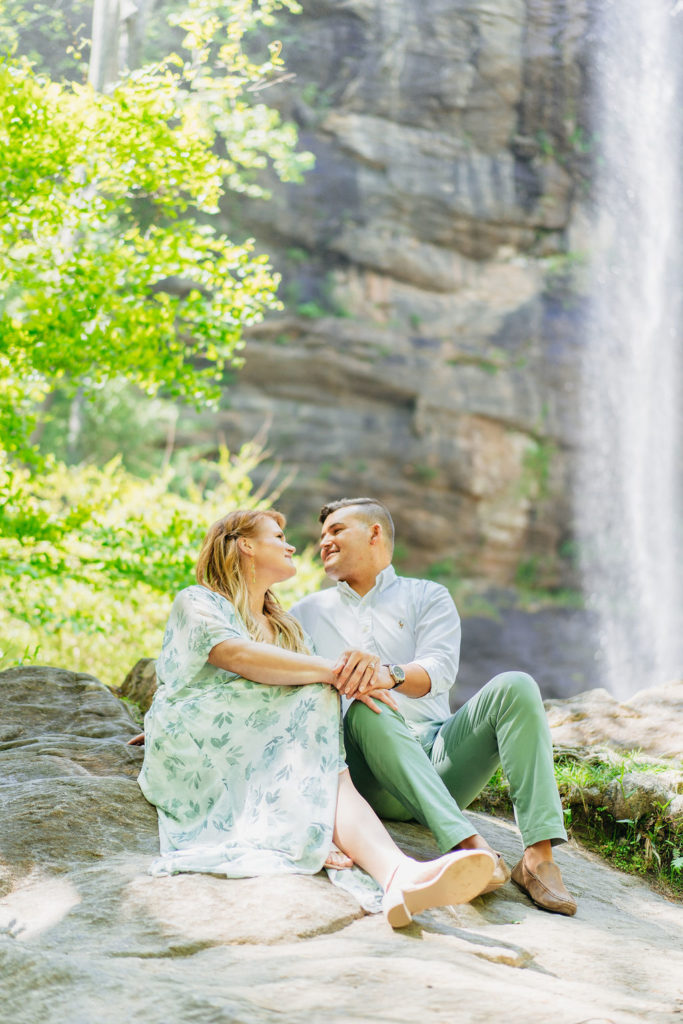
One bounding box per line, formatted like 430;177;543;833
251;556;257;585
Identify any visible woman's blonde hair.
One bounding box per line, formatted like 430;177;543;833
195;509;308;653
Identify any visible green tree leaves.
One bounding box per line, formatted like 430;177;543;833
0;0;313;458
0;443;324;685
0;58;274;456
0;1;320;683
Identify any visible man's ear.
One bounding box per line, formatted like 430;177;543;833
369;523;382;544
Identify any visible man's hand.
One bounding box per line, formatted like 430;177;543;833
352;687;399;715
333;649;386;697
359;664;393;694
127;732;145;746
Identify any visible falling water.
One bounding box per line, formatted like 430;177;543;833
576;0;683;698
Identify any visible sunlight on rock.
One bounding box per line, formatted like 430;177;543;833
120;871;361;947
0;874;81;941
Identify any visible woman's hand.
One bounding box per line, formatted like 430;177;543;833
127;732;145;745
332;649;386;697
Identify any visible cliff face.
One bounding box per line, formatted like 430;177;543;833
202;0;595;582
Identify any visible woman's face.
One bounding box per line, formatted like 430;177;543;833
249;516;296;585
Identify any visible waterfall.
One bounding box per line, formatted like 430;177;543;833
576;0;683;698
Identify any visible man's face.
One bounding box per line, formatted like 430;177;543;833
319;506;375;582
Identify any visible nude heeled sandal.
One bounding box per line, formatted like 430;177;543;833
382;850;496;928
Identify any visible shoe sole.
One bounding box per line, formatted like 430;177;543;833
481;854;512;895
383;894;412;928
384;851;495;928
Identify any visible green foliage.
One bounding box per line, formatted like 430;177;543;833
0;56;272;458
553;749;668;789
514;585;584;611
542;249;588;305
445;348;510;375
285;246;310;264
165;0;313;192
298;80;333;122
296;300;329;319
514;556;542;589
0;1;320;686
0;444;324;688
513;554;586;606
0;0;92;78
475;751;683;897
35;379;179;474
281;267;349;320
0;0;313;462
536;130;556;159
567;126;594;155
426;557;459;582
520;435;556;501
567;802;683;897
408;463;438;484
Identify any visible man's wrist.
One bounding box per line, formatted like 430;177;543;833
384;664;406;689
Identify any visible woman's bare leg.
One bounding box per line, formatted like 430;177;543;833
332;769;403;888
332;769;496;929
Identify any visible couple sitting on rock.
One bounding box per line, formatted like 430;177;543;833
138;497;576;926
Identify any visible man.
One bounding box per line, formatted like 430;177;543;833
291;497;577;916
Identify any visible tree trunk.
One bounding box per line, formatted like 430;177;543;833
89;0;150;91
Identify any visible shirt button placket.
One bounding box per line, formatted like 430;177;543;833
360;610;377;654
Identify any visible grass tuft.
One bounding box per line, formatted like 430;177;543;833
473;751;683;899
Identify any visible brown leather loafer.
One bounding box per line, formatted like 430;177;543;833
511;858;577;916
480;852;512;895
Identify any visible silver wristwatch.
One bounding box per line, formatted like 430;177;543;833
385;664;405;689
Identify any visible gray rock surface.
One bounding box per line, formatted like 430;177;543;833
2;665;683;1023
545;680;683;761
119;657;158;715
456;598;601;703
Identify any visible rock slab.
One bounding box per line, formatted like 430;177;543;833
2;666;683;1023
545;679;683;761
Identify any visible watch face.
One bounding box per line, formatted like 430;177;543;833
391;664;406;683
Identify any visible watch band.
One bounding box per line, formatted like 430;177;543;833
385;663;406;689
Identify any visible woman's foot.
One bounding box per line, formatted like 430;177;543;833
324;843;353;870
382;850;496;928
453;833;510;894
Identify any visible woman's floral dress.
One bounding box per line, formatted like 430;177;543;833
138;585;344;878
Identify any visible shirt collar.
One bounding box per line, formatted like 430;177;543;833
336;564;397;604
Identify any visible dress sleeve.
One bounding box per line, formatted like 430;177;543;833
156;586;245;688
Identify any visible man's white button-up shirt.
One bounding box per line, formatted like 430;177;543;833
291;566;461;748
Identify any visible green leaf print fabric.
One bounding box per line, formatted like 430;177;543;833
138;585;344;878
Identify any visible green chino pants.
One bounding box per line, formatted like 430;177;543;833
343;671;567;852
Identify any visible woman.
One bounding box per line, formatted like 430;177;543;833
138;509;494;926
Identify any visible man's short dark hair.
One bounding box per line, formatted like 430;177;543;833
319;497;395;547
